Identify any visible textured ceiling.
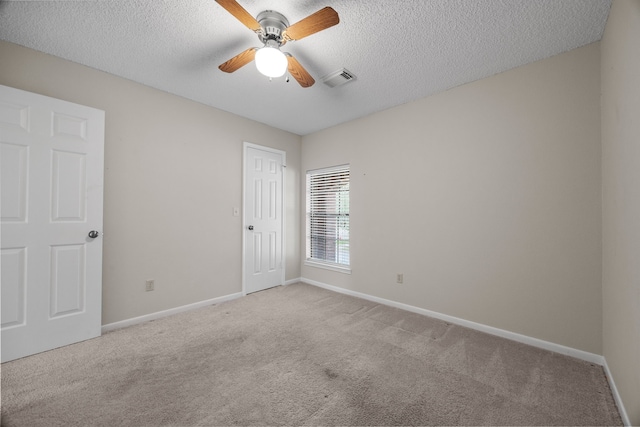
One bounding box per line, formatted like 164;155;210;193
0;0;611;135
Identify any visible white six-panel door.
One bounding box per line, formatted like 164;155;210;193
243;143;284;294
0;85;105;362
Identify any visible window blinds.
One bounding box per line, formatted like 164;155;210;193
306;165;350;266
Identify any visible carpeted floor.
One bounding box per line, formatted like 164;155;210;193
1;283;622;426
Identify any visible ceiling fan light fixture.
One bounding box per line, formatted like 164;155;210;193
255;44;287;78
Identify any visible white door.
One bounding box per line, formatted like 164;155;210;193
0;85;105;362
243;143;285;294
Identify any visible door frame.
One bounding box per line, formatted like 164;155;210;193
242;142;286;295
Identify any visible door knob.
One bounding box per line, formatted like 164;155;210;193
248;225;254;231
88;230;99;238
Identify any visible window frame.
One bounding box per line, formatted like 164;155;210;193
305;164;351;274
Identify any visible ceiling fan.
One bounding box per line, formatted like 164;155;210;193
215;0;339;88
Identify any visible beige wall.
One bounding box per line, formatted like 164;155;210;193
302;43;602;354
602;0;640;424
0;40;302;325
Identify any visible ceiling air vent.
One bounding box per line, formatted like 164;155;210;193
322;68;356;88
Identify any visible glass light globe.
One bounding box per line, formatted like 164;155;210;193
255;46;288;78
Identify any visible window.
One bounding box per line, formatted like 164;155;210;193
306;165;350;272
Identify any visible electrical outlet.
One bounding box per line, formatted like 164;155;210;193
396;273;403;284
145;279;154;292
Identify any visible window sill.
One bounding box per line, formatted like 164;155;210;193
304;260;351;274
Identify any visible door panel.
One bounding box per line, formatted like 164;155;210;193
51;150;87;221
244;144;284;294
0;143;28;221
0;85;104;362
49;244;85;317
0;247;27;328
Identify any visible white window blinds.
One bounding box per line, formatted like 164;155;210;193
306;165;350;267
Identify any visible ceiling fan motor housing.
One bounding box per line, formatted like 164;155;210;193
257;10;289;45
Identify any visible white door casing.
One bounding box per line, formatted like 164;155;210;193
243;143;285;294
0;85;105;362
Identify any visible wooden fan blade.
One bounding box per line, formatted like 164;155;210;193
284;7;339;41
219;48;256;73
215;0;261;32
287;55;315;88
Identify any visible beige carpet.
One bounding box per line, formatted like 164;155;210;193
1;283;622;426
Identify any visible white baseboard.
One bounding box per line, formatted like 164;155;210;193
100;279;629;425
300;277;605;365
101;292;243;333
300;278;632;423
603;358;631;426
